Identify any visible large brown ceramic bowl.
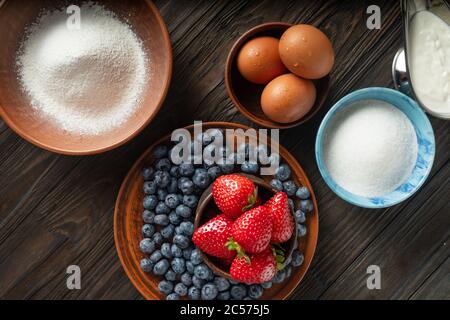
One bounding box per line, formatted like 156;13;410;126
114;122;319;300
225;22;330;129
193;173;298;281
0;0;172;155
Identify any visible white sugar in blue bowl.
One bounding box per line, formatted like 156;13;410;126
315;87;435;208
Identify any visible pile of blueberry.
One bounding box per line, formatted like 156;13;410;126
139;129;313;300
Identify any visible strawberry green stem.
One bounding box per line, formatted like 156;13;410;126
271;244;286;271
242;187;258;212
225;237;250;264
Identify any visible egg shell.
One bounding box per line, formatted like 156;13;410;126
237;36;287;84
261;73;316;123
279;24;334;79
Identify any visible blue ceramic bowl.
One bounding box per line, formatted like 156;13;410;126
315;87;435;208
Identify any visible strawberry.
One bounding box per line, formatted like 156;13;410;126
265;192;295;243
192;214;236;260
227;205;272;254
212;174;257;219
229;247;276;284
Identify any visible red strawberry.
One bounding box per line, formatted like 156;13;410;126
265;192;294;243
212;174;257;219
230;247;276;284
192;214;236;260
227;205;272;254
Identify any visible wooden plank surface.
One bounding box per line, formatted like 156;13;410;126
0;0;448;300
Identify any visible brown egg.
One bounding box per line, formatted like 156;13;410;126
279;24;334;79
237;36;287;84
261;73;316;123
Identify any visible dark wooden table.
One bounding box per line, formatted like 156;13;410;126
0;0;448;300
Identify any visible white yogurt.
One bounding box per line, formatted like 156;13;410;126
409;10;450;116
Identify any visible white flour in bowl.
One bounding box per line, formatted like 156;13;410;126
16;3;149;135
323;100;418;197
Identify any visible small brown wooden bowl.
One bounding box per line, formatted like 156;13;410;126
225;22;330;129
193;173;298;281
0;0;172;155
114;122;319;300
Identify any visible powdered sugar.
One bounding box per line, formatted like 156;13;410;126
16;3;149;135
323;100;418;197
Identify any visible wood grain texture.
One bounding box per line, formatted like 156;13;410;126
0;0;449;299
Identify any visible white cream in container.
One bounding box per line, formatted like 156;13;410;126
409;10;450;117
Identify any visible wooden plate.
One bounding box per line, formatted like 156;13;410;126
0;0;172;155
114;122;319;300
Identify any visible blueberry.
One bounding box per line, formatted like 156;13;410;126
153;259;170;276
297;223;307;237
183;247;193;260
268;153;281;167
276;164;291;181
261;281;272;289
171;244;182;258
155;202;170;215
142;210;155;224
243;297;252;300
139;238;156;254
217;291;231;300
175;205;192;218
167;178;178;193
161;225;175;239
174;283;188;296
166;293;179;300
192;168;211;188
270;179;283;191
219;163;234;174
291;249;304;267
283;180;297;196
241;161;259;174
143;181;157;194
173;234;190;249
188;286;201;300
201;283;218;300
172;257;186;274
153;145;168;159
177;194;184;203
207;166;221;180
183;195;199;208
157;189;168;201
143;167;154;180
155;158;171;171
153;232;163;245
150;250;163;263
142;224;155;238
294;210;306;223
161;243;172;258
179;221;194;236
296;186;310;200
186;261;195;274
169;211;182;225
165;269;177;281
192;276;206;289
300;199;313;212
272;269;286;284
214;277;230;292
154;170;171;188
158;280;173;295
143;195;158;210
194;264;212;280
175;226;182;235
181;272;193;286
179;163;195;177
178;178;194;195
190;249;203;265
165;194;180;209
154;214;169;226
248;284;263;299
237;143;253;159
169;166;180;178
140;258;154;273
288;198;295;211
230;285;247;300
